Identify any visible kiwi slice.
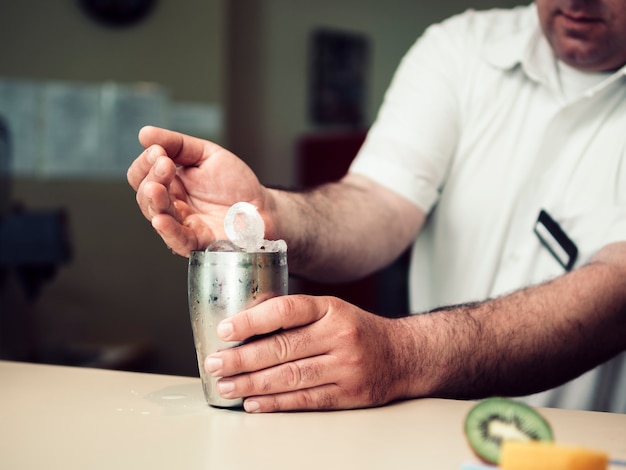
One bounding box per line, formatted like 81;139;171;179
464;397;554;464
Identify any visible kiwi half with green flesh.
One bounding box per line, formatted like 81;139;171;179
464;397;554;465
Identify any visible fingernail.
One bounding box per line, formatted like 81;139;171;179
204;356;222;374
217;321;233;339
146;148;156;164
217;380;235;395
154;158;167;176
244;400;260;413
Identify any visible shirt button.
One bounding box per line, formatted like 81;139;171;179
508;252;520;263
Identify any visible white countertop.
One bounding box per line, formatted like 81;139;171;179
1;360;625;470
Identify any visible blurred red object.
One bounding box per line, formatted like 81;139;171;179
294;129;409;317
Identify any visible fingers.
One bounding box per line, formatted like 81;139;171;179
215;354;338;401
217;295;332;343
242;385;345;413
138;125;227;167
130;125;228;194
133;156;177;219
206;296;347;382
207;318;331;378
150;214;193;257
151;213;216;257
215;356;366;413
127;144;166;191
128;144;209;256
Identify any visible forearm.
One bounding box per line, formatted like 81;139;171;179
398;243;626;400
267;173;424;282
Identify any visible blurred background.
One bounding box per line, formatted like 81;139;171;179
0;0;524;376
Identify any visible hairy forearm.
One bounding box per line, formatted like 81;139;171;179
268;173;424;282
399;245;626;400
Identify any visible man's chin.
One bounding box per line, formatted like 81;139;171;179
554;41;609;72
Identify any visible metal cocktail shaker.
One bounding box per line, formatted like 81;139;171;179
188;247;288;408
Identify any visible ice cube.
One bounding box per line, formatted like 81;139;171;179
258;239;288;253
206;240;244;252
224;202;265;251
222;202;288;253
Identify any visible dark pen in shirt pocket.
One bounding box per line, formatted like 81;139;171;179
534;209;578;271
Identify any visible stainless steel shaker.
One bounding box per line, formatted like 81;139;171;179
188;247;288;408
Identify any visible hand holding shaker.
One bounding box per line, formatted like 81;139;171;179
188;202;288;408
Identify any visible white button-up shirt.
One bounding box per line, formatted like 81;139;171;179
350;3;626;412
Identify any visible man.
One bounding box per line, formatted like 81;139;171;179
127;0;626;413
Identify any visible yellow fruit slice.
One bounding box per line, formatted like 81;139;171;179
500;441;608;470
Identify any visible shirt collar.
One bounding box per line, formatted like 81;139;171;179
482;3;558;87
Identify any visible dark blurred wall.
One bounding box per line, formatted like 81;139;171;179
0;0;225;375
226;0;526;187
0;0;224;103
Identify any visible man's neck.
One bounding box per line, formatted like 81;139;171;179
557;60;611;100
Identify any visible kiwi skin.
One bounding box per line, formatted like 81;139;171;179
464;397;554;465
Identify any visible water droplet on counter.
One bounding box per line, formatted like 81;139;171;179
161;394;187;400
